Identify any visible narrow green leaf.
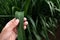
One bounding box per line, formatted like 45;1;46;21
24;0;31;16
46;0;55;16
15;11;26;40
40;16;49;40
48;30;55;37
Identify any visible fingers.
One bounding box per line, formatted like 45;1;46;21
24;26;27;30
24;21;28;26
24;17;27;21
2;18;19;31
13;17;28;33
24;17;28;30
2;17;28;31
0;17;28;40
24;21;28;30
2;17;28;32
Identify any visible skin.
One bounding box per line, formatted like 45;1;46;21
0;17;28;40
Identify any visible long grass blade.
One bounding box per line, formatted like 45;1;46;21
15;11;26;40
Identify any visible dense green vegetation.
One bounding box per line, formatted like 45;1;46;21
0;0;60;40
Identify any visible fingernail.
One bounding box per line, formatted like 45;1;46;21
24;17;27;21
16;19;19;23
24;21;28;26
24;26;26;30
25;21;28;25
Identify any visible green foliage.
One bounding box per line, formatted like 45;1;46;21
0;0;60;40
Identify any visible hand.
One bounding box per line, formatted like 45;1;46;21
0;17;28;40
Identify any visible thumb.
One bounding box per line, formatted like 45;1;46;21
2;18;19;31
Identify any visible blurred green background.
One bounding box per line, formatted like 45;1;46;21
0;0;60;40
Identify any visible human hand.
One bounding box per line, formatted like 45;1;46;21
0;17;28;40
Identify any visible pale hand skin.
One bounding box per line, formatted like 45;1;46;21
0;17;28;40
